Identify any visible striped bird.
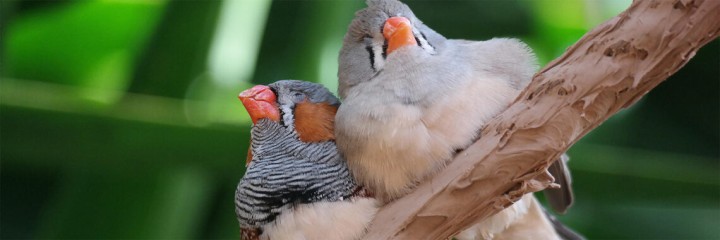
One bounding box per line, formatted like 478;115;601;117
235;80;378;240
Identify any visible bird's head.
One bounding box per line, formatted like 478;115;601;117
338;0;446;98
239;80;340;165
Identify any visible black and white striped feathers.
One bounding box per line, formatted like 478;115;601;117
234;80;360;233
235;118;358;229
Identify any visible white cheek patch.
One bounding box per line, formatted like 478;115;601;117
372;39;385;70
281;105;295;132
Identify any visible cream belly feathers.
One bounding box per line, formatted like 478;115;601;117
262;199;378;240
335;0;578;239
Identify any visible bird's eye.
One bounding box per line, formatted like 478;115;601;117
363;34;373;41
293;92;304;98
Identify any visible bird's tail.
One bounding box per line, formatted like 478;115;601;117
542;207;586;240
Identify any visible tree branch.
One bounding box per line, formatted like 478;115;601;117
362;0;720;239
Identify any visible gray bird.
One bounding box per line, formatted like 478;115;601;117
235;80;378;240
334;0;581;239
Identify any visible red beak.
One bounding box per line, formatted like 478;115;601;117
238;85;280;124
383;16;417;55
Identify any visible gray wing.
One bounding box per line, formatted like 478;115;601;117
543;153;574;214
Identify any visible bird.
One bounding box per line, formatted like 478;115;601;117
334;0;581;239
235;80;378;240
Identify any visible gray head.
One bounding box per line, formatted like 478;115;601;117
338;0;447;98
270;80;340;107
267;80;340;131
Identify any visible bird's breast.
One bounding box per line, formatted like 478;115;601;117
336;70;522;200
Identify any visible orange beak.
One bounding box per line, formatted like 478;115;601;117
238;85;280;124
383;16;417;55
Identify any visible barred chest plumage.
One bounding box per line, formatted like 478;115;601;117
235;119;358;229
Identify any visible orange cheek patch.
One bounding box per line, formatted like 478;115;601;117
294;102;338;142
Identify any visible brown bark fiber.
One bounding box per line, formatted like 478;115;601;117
363;0;720;239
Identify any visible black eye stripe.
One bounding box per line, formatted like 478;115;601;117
365;45;376;72
363;35;377;71
382;41;388;59
420;31;434;49
269;87;279;99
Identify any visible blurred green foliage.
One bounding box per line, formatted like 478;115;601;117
1;0;717;239
5;1;165;104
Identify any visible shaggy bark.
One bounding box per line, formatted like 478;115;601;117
363;0;720;239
